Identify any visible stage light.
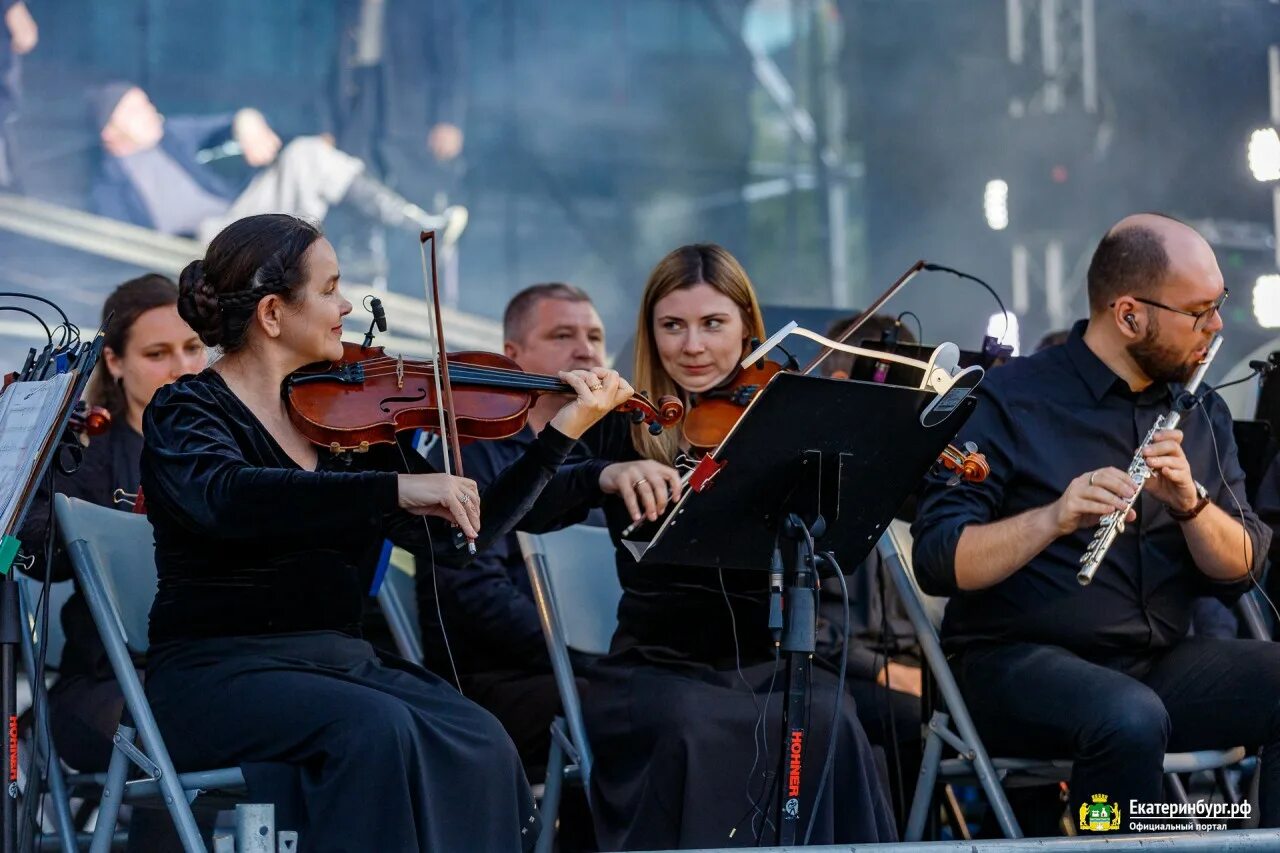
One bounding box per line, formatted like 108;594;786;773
1254;274;1280;327
987;311;1020;356
983;179;1009;231
1248;128;1280;183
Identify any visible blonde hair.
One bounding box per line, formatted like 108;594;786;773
631;244;766;464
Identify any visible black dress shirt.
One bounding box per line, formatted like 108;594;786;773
912;321;1268;656
141;370;579;646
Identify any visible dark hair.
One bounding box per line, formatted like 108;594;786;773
1034;329;1070;352
1085;224;1171;315
819;312;917;378
178;214;323;351
84;274;180;418
502;282;593;343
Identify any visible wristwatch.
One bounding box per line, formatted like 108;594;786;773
1168;481;1210;522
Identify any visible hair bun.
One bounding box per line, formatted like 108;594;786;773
177;259;224;348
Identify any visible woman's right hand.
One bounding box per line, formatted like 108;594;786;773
599;460;683;524
397;473;481;540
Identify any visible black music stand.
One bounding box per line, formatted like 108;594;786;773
0;336;103;853
629;370;978;844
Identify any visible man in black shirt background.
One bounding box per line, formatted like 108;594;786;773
420;283;611;777
913;213;1280;830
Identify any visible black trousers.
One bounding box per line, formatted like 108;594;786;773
954;637;1280;831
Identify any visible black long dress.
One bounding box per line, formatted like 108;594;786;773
574;414;899;850
139;369;576;852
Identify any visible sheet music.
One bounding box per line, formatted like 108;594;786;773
0;373;76;536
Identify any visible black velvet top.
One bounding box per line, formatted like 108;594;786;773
141;369;579;647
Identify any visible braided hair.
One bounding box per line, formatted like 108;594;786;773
178;214;323;352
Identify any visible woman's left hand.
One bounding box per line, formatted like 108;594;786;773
549;367;634;439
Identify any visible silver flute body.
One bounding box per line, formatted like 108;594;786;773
1077;335;1223;586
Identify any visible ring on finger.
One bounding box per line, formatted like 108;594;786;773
633;478;649;490
459;493;471;505
1088;472;1096;486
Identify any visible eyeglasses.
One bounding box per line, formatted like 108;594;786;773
1119;289;1229;332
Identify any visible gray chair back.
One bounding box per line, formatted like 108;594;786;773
525;525;621;655
378;559;425;665
53;495;155;656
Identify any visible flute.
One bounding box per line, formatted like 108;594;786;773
1077;335;1222;586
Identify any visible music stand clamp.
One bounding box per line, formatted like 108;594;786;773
633;371;979;843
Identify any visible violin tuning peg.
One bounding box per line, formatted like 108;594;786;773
946;473;962;487
964;441;978;454
648;421;663;436
629;409;646;425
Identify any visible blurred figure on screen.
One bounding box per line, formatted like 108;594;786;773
89;83;465;245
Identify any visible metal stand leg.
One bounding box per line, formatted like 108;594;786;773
774;516;817;846
17;586;76;853
3;579;21;853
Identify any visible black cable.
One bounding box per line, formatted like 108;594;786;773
0;292;72;334
717;567;770;842
1191;395;1280;627
895;311;924;346
395;436;463;693
803;550;849;846
923;264;1009;340
0;306;53;346
1205;369;1262;397
725;646;781;844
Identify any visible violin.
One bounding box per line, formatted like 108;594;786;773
682;358;785;451
681;350;991;488
286;341;684;453
68;401;111;437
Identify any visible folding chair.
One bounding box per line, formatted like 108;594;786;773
517;527;620;853
875;519;1248;840
377;547;424;666
54;494;249;853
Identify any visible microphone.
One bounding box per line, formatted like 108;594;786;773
363;296;388;347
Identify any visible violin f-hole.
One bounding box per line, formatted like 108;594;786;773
379;385;430;414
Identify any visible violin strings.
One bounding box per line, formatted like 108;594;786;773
356;364;566;392
353;358;568;391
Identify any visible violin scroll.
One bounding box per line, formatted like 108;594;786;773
624;394;684;435
69;401;111;437
937;441;989;486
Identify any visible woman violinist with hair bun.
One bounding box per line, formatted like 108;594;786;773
141;213;631;851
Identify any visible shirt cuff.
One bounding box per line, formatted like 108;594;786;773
531;424;578;469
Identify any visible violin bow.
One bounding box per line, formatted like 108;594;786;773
418;229;474;553
800;260;926;376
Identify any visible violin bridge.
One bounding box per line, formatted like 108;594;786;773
396;354;404;390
